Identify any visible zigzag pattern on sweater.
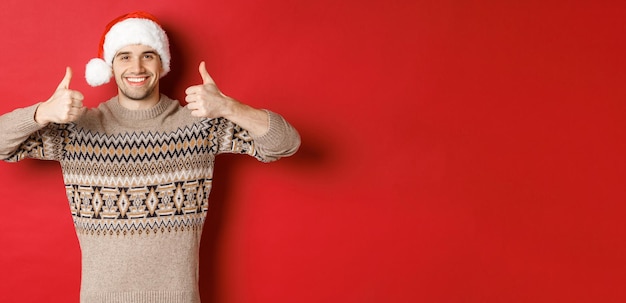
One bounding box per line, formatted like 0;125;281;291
65;118;256;163
58;117;259;189
66;125;216;163
74;213;206;236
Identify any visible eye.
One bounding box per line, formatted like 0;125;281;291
143;53;155;60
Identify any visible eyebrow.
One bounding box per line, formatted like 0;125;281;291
115;50;159;58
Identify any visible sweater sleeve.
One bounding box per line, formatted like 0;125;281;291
210;110;300;163
249;110;301;162
0;103;71;162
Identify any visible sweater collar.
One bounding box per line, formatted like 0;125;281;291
106;95;173;121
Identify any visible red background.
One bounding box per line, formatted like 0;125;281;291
0;0;625;302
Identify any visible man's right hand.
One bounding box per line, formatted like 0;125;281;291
35;67;86;125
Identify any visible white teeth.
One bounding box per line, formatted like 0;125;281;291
127;77;146;83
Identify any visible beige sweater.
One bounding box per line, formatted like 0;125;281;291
0;95;300;303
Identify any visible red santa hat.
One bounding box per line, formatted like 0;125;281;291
85;11;171;87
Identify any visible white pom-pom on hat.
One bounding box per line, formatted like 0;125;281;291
85;58;113;87
84;11;170;87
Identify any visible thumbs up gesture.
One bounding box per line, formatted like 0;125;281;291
185;61;234;118
35;67;86;125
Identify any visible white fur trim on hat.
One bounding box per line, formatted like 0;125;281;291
85;16;171;87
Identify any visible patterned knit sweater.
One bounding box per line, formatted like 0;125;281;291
0;95;300;303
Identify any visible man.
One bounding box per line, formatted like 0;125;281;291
0;11;300;303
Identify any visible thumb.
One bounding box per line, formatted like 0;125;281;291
57;66;72;90
199;61;215;85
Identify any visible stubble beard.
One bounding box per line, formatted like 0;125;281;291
120;85;156;101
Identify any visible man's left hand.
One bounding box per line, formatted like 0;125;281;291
185;61;233;118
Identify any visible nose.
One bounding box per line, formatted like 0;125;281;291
128;56;146;73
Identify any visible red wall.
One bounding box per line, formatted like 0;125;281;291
1;1;625;302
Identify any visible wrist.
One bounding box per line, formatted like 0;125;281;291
219;96;240;120
34;102;50;125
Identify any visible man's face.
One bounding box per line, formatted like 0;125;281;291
112;44;163;102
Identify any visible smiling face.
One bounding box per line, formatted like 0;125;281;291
112;44;163;109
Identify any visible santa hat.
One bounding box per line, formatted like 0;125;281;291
85;11;171;87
